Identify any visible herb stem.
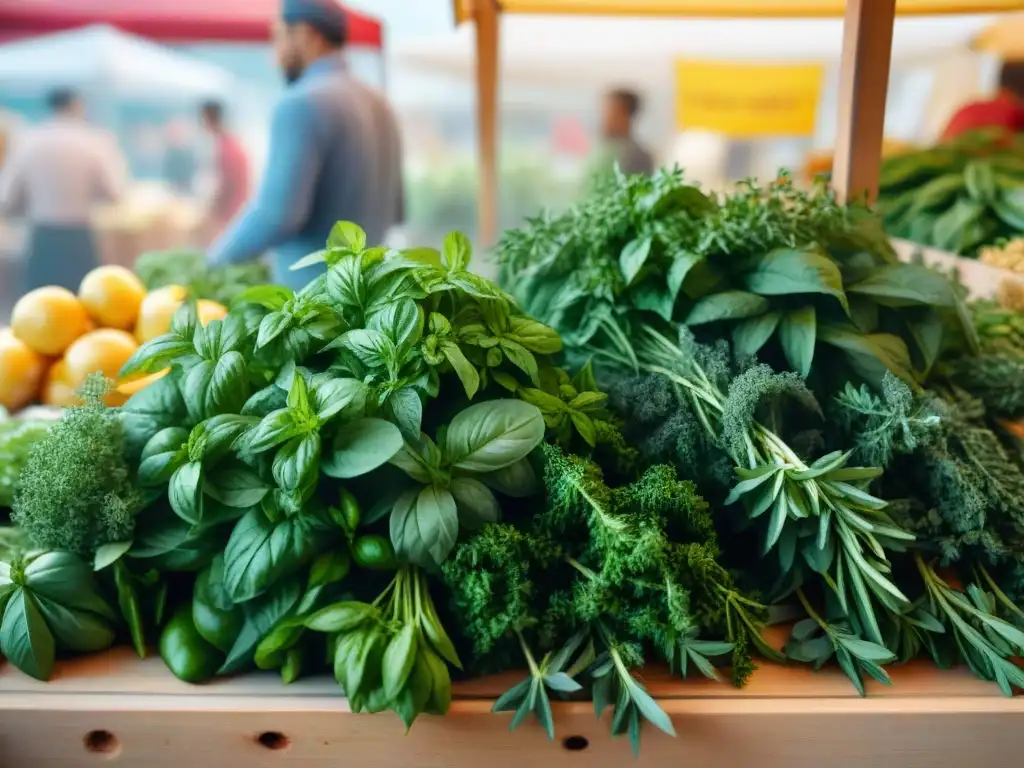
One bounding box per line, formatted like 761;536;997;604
975;564;1024;622
796;587;829;633
515;627;541;678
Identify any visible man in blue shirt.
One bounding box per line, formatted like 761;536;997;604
208;0;404;291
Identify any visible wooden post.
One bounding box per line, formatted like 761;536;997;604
831;0;896;205
474;0;500;245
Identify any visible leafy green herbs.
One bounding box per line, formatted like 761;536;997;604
0;414;49;511
443;444;758;750
12;375;141;557
305;566;459;726
499;168;974;390
134;249;270;306
878;131;1024;257
387;399;544;569
0;551;117;680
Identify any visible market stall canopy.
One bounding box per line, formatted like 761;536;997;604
0;25;234;99
0;0;383;47
401;15;1000;87
454;0;1024;19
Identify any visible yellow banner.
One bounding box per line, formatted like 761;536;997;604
674;60;824;139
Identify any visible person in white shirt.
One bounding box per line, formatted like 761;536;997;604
0;89;128;292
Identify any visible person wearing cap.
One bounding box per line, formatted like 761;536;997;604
207;0;404;290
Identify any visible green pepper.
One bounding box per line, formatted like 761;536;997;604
339;488;361;535
192;567;244;653
160;604;225;683
352;534;398;571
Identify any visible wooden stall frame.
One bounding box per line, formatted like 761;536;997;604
452;0;1024;241
2;647;1024;767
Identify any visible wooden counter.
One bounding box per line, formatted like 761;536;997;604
1;648;1022;767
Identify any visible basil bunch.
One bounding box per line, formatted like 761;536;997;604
71;222;610;723
0;551;117;680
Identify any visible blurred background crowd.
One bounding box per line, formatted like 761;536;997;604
2;0;1024;320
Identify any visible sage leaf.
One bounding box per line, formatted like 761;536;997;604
779;305;817;377
685;291;769;326
732;311;781;359
743;248;849;313
818;325;915;387
847;263;956;308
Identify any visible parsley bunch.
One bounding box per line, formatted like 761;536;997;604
442;444;764;753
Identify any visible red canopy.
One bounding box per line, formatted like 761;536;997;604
0;0;383;47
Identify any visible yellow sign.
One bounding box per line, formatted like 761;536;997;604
674;60;824;139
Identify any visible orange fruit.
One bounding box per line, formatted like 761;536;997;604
78;265;147;331
0;328;47;411
63;328;139;391
134;286;227;343
134;285;187;343
11;286;91;356
197;299;228;325
116;368;169;398
40;359;81;408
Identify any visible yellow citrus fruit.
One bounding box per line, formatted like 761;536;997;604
63;328;139;391
134;286;228;343
197;299;228;325
40;358;81;408
116;368;169;398
0;328;47;411
11;286;91;356
133;285;188;343
78;265;147;331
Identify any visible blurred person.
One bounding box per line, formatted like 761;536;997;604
164;118;197;195
208;0;405;290
0;89;127;293
199;100;250;243
941;60;1024;141
600;88;654;176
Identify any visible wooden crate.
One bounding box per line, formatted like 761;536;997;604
1;648;1023;767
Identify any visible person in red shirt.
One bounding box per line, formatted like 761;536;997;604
941;61;1024;141
199;100;249;243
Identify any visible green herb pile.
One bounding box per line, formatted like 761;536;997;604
0;411;49;512
3;222;755;751
499;167;1024;698
4;176;1024;754
878;130;1024;257
134;249;270;306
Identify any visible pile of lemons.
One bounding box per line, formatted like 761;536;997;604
1;266;226;412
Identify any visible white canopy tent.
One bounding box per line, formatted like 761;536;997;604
0;24;234;100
